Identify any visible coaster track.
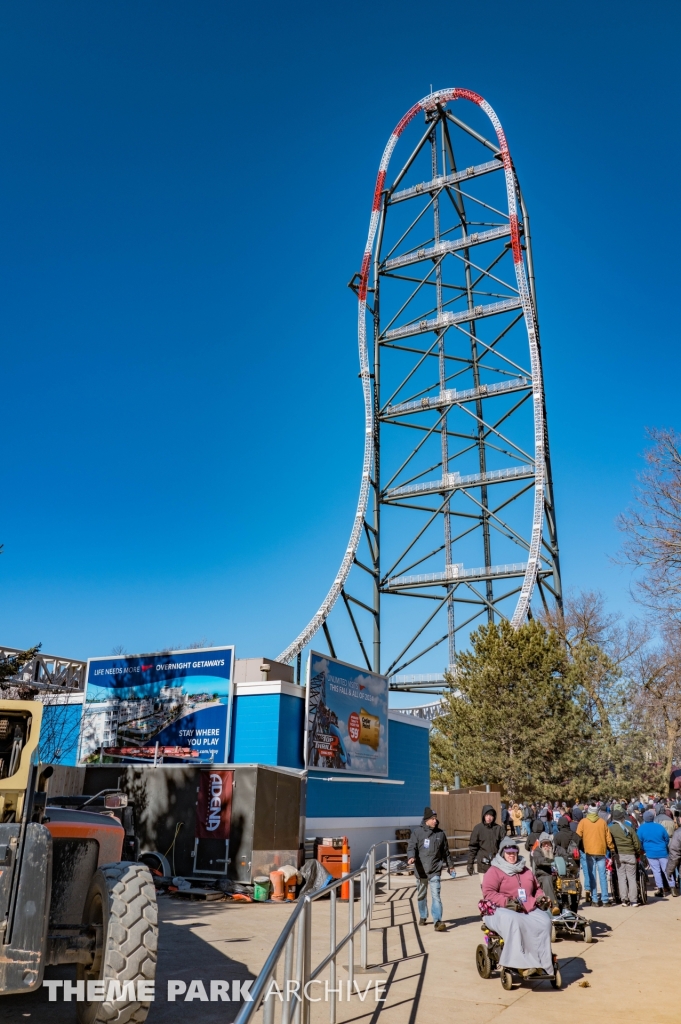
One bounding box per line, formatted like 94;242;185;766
278;89;561;683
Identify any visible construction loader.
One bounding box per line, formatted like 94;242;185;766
0;699;158;1022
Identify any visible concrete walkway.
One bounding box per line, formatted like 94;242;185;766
347;873;680;1024
3;874;679;1023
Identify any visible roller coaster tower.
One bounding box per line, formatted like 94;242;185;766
279;89;562;692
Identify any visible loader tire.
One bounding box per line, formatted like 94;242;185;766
77;862;158;1024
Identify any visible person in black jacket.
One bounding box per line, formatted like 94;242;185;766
407;807;456;930
556;815;581;857
467;804;506;875
525;818;545;853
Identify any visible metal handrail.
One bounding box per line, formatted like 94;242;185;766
235;839;418;1024
237;837;469;1024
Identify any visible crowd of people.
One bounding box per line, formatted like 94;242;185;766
479;795;681;905
405;795;681;983
463;795;681;981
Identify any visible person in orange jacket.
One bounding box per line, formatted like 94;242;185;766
576;802;615;906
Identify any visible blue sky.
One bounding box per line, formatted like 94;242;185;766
1;2;679;699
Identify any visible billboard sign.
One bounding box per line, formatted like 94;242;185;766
306;652;388;776
78;646;234;765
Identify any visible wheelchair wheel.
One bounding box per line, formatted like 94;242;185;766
583;924;593;944
476;944;492;979
551;924;557;942
638;867;648;905
500;968;513;990
551;968;563;989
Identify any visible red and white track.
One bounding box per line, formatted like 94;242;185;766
278;89;545;665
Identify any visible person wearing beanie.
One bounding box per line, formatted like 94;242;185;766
577;803;615;906
609;806;642;906
638;810;673;898
481;838;554;976
407;807;456;929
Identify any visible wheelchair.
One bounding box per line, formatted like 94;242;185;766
535;849;592;942
476;919;562;990
551;873;592;942
636;853;649;905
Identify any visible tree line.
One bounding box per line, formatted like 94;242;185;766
431;428;681;801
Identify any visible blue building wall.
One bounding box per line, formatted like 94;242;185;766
226;689;430;830
229;691;305;769
306;717;430;819
277;694;306;768
40;701;83;766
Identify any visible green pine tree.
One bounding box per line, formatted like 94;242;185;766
431;620;589;800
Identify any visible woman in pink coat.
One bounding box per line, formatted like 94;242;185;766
481;836;554;973
483;837;545;910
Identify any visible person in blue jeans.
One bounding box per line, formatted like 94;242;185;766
520;805;532;837
577;803;615;906
407;807;457;931
638;809;672;897
585;851;610;906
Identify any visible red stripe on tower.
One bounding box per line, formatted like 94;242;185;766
393;102;423;138
358;250;371;301
372;170;386;212
509;213;522;264
453;88;483;105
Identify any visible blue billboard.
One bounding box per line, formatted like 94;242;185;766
306;652;388;777
78;646;235;765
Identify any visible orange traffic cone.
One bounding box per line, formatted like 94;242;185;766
340;837;350;901
270;870;285;901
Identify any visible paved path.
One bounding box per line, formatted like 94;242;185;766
3;874;679;1023
347;873;680;1024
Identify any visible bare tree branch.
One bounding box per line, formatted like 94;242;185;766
618;427;681;612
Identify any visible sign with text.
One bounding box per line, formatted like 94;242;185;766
305;652;388;776
196;769;234;839
78;647;235;765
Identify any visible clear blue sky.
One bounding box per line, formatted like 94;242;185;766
1;2;679;685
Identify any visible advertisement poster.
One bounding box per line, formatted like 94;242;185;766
196;769;234;839
306;652;388;776
78;646;234;764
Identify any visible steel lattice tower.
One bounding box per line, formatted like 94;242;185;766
279;89;561;692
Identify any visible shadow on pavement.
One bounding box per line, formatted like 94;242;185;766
553;955;592;985
0;902;257;1024
445;914;481;928
360;885;429;1024
587;919;612;939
